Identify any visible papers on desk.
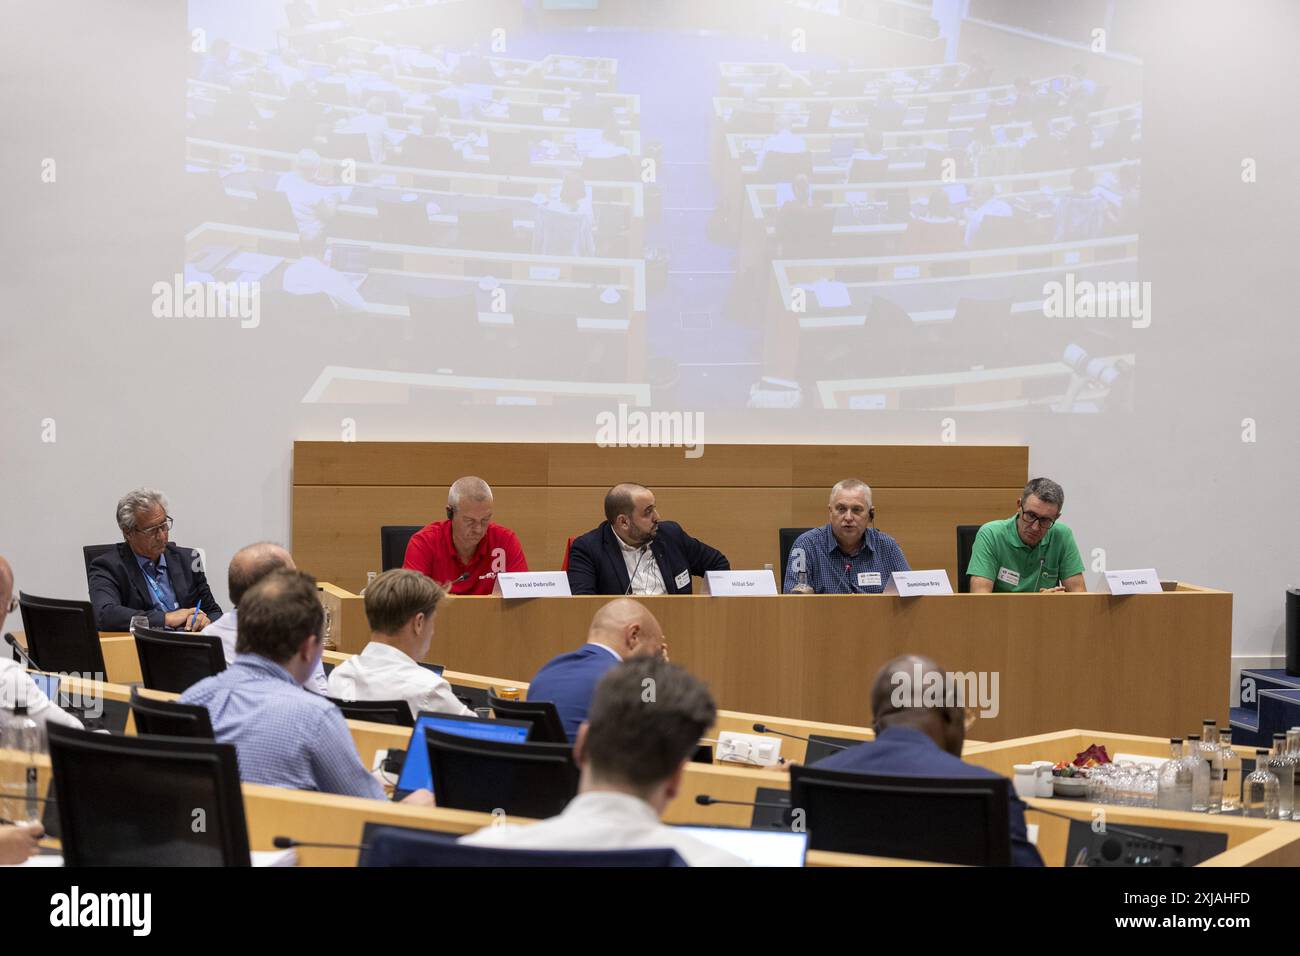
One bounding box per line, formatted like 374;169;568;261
795;279;851;309
253;848;298;867
225;252;282;280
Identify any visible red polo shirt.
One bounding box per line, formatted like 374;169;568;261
402;520;528;595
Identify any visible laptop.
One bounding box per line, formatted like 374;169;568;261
676;825;808;867
391;712;532;800
28;672;130;734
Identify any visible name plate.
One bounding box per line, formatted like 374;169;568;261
704;570;779;596
492;572;573;598
883;570;953;596
1103;569;1162;594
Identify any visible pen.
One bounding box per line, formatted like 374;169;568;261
189;604;201;631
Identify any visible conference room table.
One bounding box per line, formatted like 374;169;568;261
317;581;1231;741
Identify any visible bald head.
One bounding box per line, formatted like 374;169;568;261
0;555;12;632
871;654;964;756
587;597;666;660
228;542;295;606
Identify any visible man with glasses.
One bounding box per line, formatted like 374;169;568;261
88;488;223;631
783;479;910;594
967;477;1085;593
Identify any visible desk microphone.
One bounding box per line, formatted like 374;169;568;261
694;794;791;812
448;573;471;588
4;633;41;671
272;835;369;852
752;723;851;751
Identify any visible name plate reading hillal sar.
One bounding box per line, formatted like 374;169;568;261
704;570;779;596
1102;569;1162;594
883;570;953;596
492;572;573;598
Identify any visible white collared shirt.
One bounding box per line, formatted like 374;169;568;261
0;659;83;731
325;641;473;721
586;642;622;662
615;532;666;595
201;609;329;697
460;791;747;866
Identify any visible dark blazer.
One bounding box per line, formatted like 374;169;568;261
88;541;223;632
526;644;622;741
565;520;729;596
813;725;1044;867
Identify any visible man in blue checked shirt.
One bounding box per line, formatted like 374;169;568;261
181;568;431;805
783;479;910;594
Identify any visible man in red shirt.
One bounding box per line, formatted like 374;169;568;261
402;476;529;594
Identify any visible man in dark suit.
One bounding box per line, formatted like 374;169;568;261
88;488;222;632
526;598;667;740
810;654;1044;867
566;483;729;595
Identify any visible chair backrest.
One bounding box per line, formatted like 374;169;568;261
560;535;577;571
129;686;215;739
47;723;251;866
956;524;982;593
134;625;227;694
777;527;814;585
81;544;117;589
380;525;423;572
326;696;415;727
489;694;568;743
425;727;578;817
358;823;685;867
17;593;107;675
789;764;1011;865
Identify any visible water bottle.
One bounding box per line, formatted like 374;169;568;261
1244;749;1280;818
1156;737;1192;811
1199;720;1222;813
1219;728;1242;813
1268;733;1294;820
0;704;45;825
1185;734;1211;811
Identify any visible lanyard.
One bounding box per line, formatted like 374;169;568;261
142;563;178;612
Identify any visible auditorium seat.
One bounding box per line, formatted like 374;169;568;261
134;625;227;694
17;593;106;675
380;525;423;572
956;524;981;593
425;727;578;818
358;824;684;867
129;687;216;739
489;694;568;743
326;697;414;727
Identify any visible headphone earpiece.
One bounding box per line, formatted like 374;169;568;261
868;507;876;522
446;507;454;521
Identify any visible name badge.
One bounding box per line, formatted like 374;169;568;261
705;570;779;596
492;572;573;598
997;567;1021;587
883;570;954;596
674;569;691;589
1103;568;1162;594
858;572;882;588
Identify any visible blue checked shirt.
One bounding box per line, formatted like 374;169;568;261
782;524;911;594
179;655;385;800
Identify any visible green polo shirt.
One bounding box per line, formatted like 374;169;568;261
967;515;1085;592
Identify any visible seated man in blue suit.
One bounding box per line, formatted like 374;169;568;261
526;598;667;740
88;487;222;632
811;654;1044;867
566;483;729;595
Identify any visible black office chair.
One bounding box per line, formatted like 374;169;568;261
777;527;814;586
789;764;1012;865
134;625;226;694
326;696;414;727
358;824;685;867
489;694;568;743
956;524;982;594
380;525;423;572
129;687;215;739
46;723;251;866
81;544;117;589
425;727;578;818
17;593;107;675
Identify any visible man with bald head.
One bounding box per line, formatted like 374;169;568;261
566;483;729;595
810;654;1043;866
403;476;528;594
201;542;327;695
526;598;668;740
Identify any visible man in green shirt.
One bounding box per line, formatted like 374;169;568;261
967;478;1086;593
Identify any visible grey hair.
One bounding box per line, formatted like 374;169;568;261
116;488;169;532
829;478;872;506
447;476;492;513
1022;477;1065;511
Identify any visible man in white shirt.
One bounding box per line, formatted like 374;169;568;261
755;113;807;173
0;555;83;732
202;543;328;695
462;657;745;866
276;149;341;243
326;569;471;720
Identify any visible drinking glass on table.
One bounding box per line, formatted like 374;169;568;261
130;615;149;636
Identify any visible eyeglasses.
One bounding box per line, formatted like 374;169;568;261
1018;509;1057;530
132;515;174;538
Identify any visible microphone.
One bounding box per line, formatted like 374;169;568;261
752;723;851;752
448;573;471;589
4;633;41;671
694;794;791;812
272;835;369;852
624;546;648;596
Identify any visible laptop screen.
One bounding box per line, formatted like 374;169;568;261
675;826;808;867
395;713;531;795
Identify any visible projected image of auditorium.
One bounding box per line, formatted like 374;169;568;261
183;0;1141;414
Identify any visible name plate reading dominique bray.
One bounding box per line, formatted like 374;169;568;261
1103;569;1162;594
704;570;779;596
883;570;954;596
492;572;573;598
